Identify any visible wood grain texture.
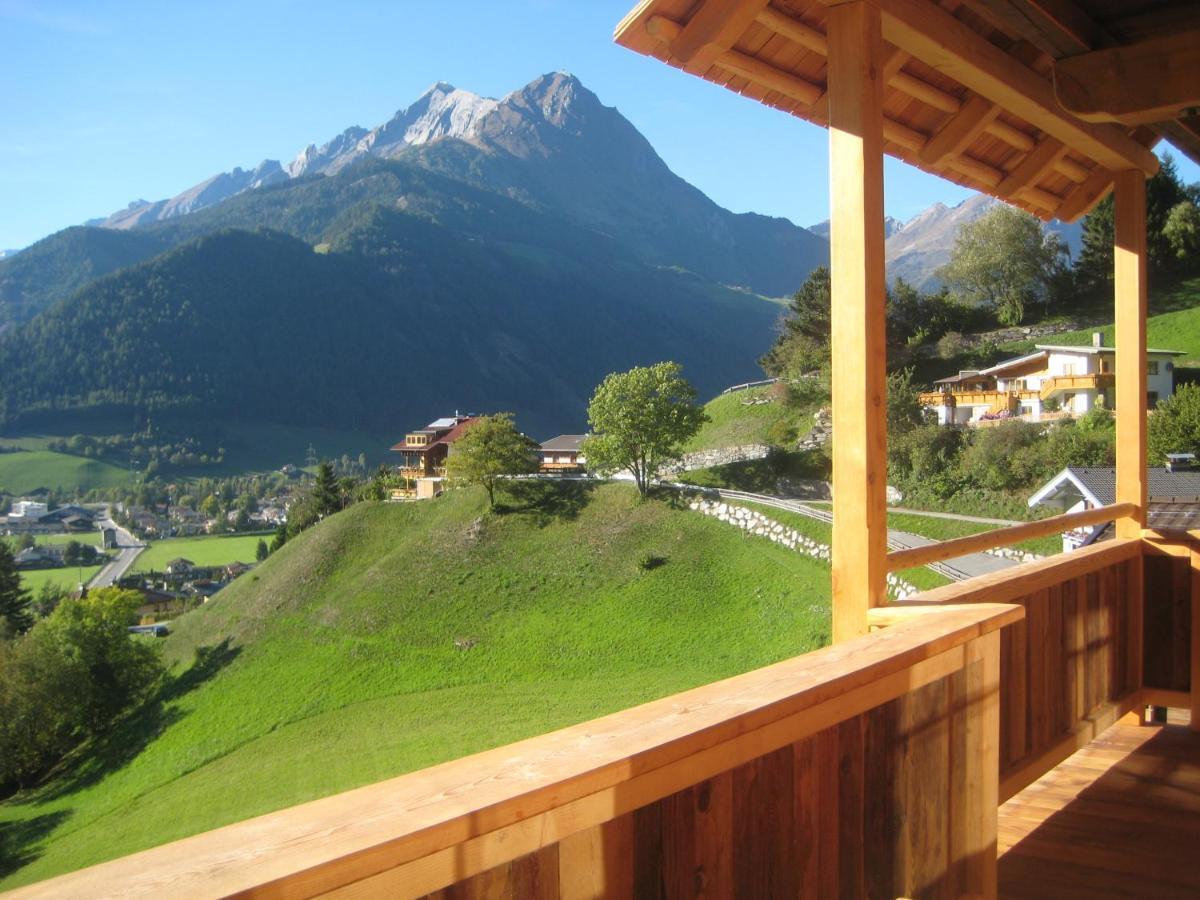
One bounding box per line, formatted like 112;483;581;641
998;721;1200;899
1114;170;1148;540
827;0;889;640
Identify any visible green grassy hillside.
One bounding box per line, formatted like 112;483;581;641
1046;276;1200;363
0;483;832;888
0;450;129;495
685;385;805;452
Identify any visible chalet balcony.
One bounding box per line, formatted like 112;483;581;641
1038;373;1115;400
919;388;1039;411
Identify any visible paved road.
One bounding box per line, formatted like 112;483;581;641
701;488;1019;582
89;511;144;588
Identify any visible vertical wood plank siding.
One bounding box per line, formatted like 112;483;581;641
422;662;996;900
1143;544;1195;694
996;558;1138;783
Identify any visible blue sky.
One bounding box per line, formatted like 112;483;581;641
1;0;1197;250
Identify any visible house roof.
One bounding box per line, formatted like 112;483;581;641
1033;343;1185;356
429;417;479;449
390;416;475;452
1029;466;1200;509
166;557;195;567
932;371;988;385
979;351;1048;378
540;435;588;452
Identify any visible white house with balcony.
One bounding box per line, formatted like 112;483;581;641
921;333;1184;425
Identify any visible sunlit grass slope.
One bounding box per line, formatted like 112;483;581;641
0;482;831;888
0;450;129;495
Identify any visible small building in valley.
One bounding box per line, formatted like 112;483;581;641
165;557;196;577
538;435;588;474
922;333;1184;426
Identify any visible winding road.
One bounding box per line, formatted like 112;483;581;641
89;510;144;588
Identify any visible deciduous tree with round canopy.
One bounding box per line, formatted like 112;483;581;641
444;413;539;508
582;362;708;498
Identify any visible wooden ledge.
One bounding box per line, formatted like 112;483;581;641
886;503;1135;572
10;604;1019;899
875;539;1141;619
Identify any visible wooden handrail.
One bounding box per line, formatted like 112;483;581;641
886;503;1136;572
9;603;1021;899
871;538;1140;624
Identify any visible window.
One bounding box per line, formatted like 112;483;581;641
1148;391;1160;408
1147;361;1159;376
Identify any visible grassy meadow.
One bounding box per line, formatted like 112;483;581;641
0;450;129;495
685;385;805;452
131;534;269;573
0;483;832;888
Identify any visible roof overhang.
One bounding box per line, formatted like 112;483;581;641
979;350;1047;377
1028;466;1104;509
614;0;1196;222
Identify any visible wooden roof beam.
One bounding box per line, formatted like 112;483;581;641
921;94;1001;166
758;6;1090;183
1054;165;1114;223
1055;30;1200;127
668;0;770;74
823;0;1160;175
647;15;823;106
996;135;1068;199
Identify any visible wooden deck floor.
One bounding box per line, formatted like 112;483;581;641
998;719;1200;898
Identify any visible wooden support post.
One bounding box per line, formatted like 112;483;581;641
1114;170;1147;541
958;631;1000;899
1192;549;1200;732
827;0;888;642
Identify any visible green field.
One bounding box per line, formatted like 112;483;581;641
17;565;104;595
132;534;269;573
685;385;807;452
0;450;129;495
0;483;834;887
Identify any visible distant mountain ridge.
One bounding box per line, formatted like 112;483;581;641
0;73;811;437
810;196;1084;290
72;72;825;302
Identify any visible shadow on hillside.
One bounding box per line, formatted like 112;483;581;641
498;480;595;525
0;810;71;879
31;640;242;805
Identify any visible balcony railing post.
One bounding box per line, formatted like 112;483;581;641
827;0;889;642
1114;169;1148;540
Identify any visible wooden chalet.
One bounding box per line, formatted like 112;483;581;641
12;1;1200;897
921;333;1185;424
389;415;478;499
539;434;589;473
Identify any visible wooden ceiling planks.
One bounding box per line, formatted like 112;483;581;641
614;0;1187;221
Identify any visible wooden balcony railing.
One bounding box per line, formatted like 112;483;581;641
11;603;1020;899
874;539;1145;799
886;503;1134;572
1039;373;1114;400
918;389;1039;409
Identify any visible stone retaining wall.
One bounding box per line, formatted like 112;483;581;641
688;497;919;601
664;444;772;474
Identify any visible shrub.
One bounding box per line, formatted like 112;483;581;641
0;588;163;789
